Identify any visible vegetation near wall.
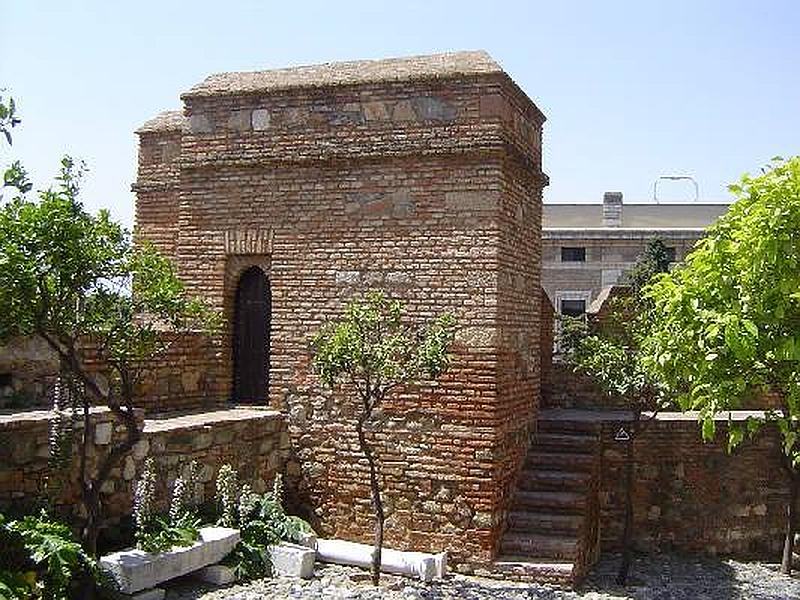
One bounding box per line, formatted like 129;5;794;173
645;157;800;572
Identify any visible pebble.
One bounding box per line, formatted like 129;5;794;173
165;554;800;600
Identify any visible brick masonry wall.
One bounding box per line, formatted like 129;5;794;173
135;65;547;566
598;419;790;558
539;289;554;390
0;408;295;529
543;362;629;410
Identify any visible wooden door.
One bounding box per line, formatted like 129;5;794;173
232;267;270;403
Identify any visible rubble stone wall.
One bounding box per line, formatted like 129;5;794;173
0;408;294;526
81;333;228;413
0;337;59;409
598;418;789;557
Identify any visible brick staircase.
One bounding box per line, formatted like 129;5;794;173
493;418;602;586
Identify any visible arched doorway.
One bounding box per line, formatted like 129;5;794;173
232;266;270;403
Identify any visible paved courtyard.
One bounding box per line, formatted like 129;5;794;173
165;553;800;600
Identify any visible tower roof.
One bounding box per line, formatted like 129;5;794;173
182;51;502;98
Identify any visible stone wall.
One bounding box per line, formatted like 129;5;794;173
134;52;547;566
0;332;226;414
598;417;790;557
0;337;58;409
81;333;228;413
0;407;294;529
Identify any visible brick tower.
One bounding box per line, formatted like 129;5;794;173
134;51;547;567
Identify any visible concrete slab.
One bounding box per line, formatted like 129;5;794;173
269;542;315;578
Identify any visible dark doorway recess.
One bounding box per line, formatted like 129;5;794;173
232;266;271;403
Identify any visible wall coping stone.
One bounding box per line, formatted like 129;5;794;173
540;408;771;423
0;406;144;428
143;407;281;433
0;406;281;432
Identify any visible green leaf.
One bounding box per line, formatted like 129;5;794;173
702;417;716;441
728;425;744;452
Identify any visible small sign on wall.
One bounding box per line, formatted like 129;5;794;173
614;426;631;442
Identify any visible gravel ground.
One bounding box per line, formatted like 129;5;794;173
164;554;800;600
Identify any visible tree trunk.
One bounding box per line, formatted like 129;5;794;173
616;429;635;585
781;467;798;574
356;412;384;586
76;390;140;556
84;492;100;557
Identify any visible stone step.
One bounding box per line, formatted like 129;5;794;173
492;556;575;585
516;469;590;492
511;490;586;512
537;420;601;435
525;451;596;472
507;511;583;534
500;533;579;560
532;432;597;453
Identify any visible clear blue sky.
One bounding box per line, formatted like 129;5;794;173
2;1;798;228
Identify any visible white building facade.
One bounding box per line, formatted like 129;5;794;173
542;192;729;315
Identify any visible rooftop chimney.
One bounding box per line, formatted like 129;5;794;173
603;192;623;227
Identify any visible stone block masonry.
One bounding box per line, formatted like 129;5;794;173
0;407;296;526
134;51;547;568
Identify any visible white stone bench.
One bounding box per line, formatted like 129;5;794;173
100;527;240;596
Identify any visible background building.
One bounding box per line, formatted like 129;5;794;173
542;192;729;315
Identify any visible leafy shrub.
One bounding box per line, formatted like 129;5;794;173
135;513;201;555
0;511;97;599
132;459;201;554
216;468;314;581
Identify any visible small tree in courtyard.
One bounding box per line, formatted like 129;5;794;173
311;291;456;585
560;238;674;585
0;158;216;554
645;157;800;574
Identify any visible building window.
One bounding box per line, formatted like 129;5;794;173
561;247;586;262
665;247;677;262
560;298;586;317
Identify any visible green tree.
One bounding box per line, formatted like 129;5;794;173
0;158;216;555
0;93;21;144
311;291;455;585
645;157;800;573
0;93;31;195
560;238;673;584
